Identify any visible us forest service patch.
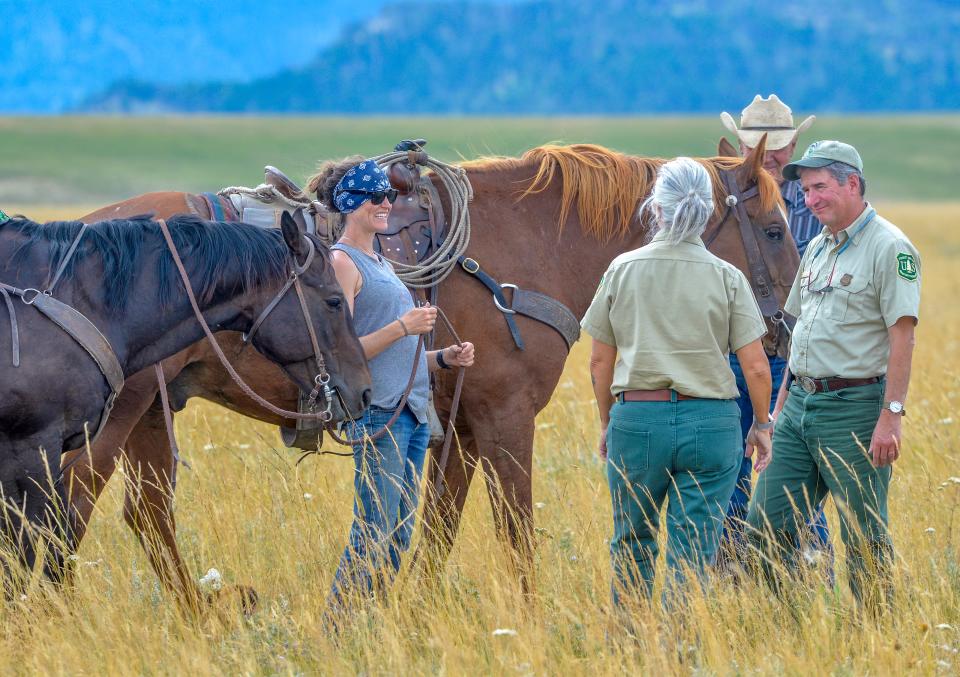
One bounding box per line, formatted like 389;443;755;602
897;252;918;281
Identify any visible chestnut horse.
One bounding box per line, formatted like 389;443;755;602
65;138;797;607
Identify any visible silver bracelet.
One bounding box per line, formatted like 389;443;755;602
755;419;775;431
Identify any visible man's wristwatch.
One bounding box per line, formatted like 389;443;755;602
755;420;775;431
883;400;906;416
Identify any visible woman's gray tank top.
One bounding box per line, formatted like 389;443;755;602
332;243;429;423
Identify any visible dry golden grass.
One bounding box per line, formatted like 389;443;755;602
2;203;959;675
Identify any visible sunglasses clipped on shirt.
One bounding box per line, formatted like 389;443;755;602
344;188;399;205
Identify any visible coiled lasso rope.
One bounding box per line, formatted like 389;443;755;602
366;151;474;289
221;154;473;289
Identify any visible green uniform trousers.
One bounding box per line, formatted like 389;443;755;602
606;396;741;603
746;381;892;603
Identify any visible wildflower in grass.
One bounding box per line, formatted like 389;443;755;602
303;492;313;500
927;527;937;533
199;568;223;591
534;502;546;509
492;628;518;637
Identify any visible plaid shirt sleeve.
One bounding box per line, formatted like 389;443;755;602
781;180;824;258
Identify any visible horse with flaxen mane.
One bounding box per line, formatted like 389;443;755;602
0;213;369;591
64;138;797;607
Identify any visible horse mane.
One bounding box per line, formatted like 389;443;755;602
2;215;289;314
461;144;783;241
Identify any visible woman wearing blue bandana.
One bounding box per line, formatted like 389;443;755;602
307;157;475;616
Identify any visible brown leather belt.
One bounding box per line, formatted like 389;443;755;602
618;389;696;402
794;375;883;394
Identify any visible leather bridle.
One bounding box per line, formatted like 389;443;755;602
240;234;335;422
156;219;337;424
704;169;793;356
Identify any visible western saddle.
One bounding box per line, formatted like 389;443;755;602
204;140;580;449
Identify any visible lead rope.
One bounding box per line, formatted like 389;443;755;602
300;306;466;496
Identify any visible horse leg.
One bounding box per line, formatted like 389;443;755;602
121;401;257;614
417;426;480;573
0;437;66;591
473;410;536;593
61;365;177;583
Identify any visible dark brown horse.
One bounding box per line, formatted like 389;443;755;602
64;138;797;606
0;213;369;589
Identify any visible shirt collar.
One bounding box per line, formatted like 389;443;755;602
823;202;874;247
651;229;705;247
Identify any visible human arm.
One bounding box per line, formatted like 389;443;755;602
330;250;436;359
589;338;617;460
734;338;773;471
870;316;916;467
428;342;475;372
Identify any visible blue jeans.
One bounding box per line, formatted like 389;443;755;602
328;406;430;609
723;354;832;556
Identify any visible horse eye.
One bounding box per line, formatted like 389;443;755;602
326;296;342;310
764;227;784;242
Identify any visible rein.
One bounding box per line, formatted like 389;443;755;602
154;218;336;423
308;305;466;496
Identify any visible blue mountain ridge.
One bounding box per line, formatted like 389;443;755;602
8;0;960;114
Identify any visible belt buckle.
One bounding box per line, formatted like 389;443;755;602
797;376;817;394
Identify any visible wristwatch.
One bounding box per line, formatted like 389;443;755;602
883;400;906;416
755;420;775;431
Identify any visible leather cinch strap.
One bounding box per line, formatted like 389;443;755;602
457;256;525;350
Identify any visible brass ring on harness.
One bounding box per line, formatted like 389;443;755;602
493;283;518;315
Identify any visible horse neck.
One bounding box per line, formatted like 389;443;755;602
465;165;651;318
66;239;264;377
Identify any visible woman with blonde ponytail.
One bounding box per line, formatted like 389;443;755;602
581;157;773;612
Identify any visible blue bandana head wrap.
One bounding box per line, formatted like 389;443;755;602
332;159;392;214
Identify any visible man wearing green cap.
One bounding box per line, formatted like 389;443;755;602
746;140;921;608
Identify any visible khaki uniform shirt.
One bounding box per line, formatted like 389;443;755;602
786;203;921;378
581;231;766;399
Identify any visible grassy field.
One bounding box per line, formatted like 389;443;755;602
0;201;956;675
2;118;960;674
1;115;959;206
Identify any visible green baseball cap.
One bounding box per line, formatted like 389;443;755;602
783;140;863;181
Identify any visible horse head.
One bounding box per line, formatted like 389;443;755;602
245;212;371;422
707;134;801;358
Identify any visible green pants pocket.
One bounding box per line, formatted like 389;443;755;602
608;419;651;473
695;425;740;472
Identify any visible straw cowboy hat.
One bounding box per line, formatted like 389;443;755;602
720;94;815;151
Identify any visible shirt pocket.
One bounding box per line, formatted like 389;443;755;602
824;270;870;320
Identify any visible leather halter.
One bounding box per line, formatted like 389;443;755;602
707;170;793;354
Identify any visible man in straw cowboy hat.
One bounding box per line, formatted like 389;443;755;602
719;95;832;571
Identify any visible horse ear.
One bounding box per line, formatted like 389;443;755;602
718;137;739;158
737;133;767;183
280;211;307;258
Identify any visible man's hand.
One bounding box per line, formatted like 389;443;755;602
745;423;773;472
598;427;608;461
870;410;902;467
